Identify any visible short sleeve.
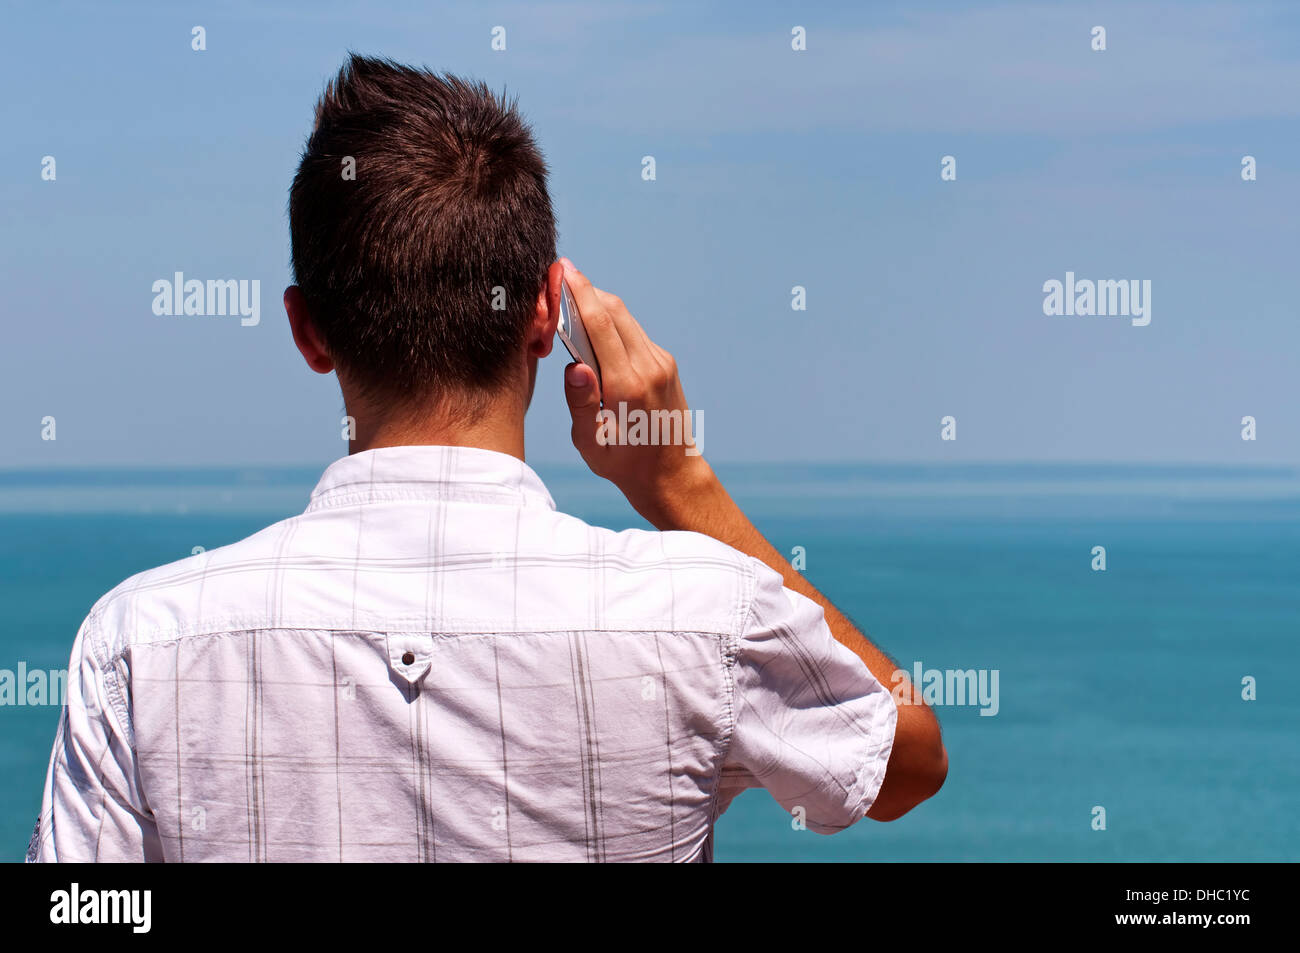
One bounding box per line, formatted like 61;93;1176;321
718;559;897;834
28;613;162;862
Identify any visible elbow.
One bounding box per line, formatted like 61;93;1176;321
866;715;948;822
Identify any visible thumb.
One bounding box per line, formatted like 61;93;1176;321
564;362;603;450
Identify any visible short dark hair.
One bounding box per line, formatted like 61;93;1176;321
289;54;557;407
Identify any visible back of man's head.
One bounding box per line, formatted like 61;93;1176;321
289;54;557;410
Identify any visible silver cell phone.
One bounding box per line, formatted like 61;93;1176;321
556;278;601;386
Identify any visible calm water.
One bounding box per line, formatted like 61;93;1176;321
2;463;1297;861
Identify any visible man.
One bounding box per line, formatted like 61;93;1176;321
29;55;945;862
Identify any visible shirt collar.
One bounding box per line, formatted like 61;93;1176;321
305;445;557;513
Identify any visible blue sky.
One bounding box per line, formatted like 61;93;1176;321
2;0;1297;466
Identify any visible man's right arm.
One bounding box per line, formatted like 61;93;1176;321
557;259;947;821
640;467;947;820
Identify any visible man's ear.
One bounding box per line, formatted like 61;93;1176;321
526;261;564;359
284;286;334;374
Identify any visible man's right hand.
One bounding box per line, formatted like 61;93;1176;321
559;258;715;529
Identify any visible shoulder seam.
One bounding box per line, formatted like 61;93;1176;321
709;555;757;830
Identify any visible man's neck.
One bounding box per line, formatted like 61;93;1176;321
345;393;527;461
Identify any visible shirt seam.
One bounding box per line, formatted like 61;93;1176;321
84;612;134;748
706;556;758;834
306;486;556;513
105;624;736;665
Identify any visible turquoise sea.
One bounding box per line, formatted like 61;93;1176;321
2;463;1297;861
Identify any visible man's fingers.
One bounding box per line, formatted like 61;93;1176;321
595;289;661;374
558;260;677;401
561;260;631;385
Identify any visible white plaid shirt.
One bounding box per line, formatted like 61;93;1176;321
28;445;896;862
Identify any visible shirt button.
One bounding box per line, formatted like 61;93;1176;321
402;651;416;665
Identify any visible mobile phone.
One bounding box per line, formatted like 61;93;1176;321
556;278;602;386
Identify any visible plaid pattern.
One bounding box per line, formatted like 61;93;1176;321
28;446;896;862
